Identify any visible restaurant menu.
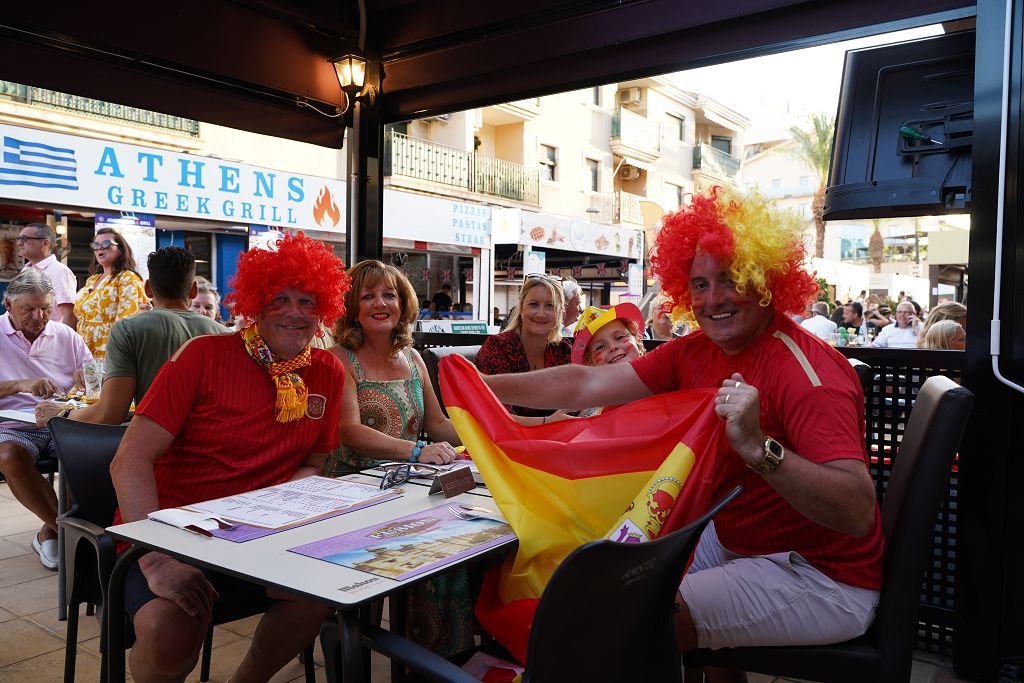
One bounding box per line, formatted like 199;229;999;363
181;476;398;529
289;502;514;581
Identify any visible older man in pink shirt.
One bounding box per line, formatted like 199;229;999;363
18;223;77;326
0;269;91;569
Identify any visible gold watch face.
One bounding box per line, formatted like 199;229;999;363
763;437;784;469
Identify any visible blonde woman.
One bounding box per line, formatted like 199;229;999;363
916;319;966;350
476;274;571;416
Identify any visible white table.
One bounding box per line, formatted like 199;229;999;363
105;474;511;682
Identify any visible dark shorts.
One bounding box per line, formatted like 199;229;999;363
0;427;56;462
124;561;273;623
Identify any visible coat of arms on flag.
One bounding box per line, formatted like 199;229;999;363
1;135;79;190
439;355;724;663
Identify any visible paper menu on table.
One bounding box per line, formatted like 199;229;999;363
179;476;399;529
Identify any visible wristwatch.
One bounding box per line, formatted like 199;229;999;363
748;436;785;474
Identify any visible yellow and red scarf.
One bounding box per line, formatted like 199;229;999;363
241;324;311;423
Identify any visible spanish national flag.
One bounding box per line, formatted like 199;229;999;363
439;355;724;663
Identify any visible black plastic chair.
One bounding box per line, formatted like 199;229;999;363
683;375;973;683
421;345;481;417
358;485;743;683
47;417;315;683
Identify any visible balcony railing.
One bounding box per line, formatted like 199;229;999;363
616;191;645;225
0;80;200;136
385;131;539;205
610;107;661;160
693;143;740;179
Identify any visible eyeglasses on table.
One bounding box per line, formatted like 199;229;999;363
379;463;440;490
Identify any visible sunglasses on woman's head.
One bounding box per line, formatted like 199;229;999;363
525;273;564;283
90;239;119;250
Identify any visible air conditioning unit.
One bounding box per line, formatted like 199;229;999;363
616;87;642;106
620;166;642;181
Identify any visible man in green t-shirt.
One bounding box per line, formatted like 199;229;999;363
36;247;225;426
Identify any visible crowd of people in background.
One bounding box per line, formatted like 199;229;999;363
797;290;966;350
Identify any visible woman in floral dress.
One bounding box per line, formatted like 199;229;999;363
324;260;472;656
73;227;148;358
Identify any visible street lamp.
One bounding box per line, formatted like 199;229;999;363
331;54;377;114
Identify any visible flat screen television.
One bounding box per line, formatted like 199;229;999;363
824;30;974;220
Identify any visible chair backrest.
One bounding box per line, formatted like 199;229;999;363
847;357;873;394
421;345;482;416
524;486;743;683
873;375;972;681
48;418;127;526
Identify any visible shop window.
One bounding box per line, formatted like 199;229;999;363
540;144;558;182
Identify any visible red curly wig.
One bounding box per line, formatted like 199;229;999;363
226;232;350;329
652;186;818;321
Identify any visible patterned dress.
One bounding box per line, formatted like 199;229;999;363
323;347;476;656
74;270;148;358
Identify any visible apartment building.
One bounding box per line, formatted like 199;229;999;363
384;76;749;316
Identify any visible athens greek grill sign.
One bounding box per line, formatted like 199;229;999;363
0;123;347;233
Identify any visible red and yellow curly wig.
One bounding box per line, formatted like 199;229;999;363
651;186;818;323
226;232;350;329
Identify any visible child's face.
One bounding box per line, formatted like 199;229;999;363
586;320;642;366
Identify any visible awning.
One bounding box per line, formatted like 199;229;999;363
702;109;744;133
617;155;653;171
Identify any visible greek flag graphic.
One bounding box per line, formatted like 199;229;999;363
0;135;79;190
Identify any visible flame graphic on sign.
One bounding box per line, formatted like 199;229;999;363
312;186;341;228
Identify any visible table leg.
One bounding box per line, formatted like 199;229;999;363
337;608;365;683
106;545;149;683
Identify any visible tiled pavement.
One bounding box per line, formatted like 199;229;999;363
0;480;969;683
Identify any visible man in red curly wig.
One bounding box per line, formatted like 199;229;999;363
110;233;350;683
486;187;882;680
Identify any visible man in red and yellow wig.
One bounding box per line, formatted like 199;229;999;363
110;233;350;683
486;187;883;674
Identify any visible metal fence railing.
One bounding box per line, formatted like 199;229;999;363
0;80;200;136
385;131;540;205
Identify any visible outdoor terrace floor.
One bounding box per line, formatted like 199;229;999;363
0;480;969;682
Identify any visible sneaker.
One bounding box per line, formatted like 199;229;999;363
32;534;58;570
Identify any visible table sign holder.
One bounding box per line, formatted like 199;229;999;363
428;466;476;498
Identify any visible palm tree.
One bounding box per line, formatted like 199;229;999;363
788;113;835;258
868;219;885;273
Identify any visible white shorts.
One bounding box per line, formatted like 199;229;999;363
679;522;879;651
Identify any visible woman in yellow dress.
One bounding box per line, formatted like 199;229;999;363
73;227;148;358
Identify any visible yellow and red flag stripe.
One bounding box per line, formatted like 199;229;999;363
439;355;724;662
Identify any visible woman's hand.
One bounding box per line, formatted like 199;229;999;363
416;441;459;465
